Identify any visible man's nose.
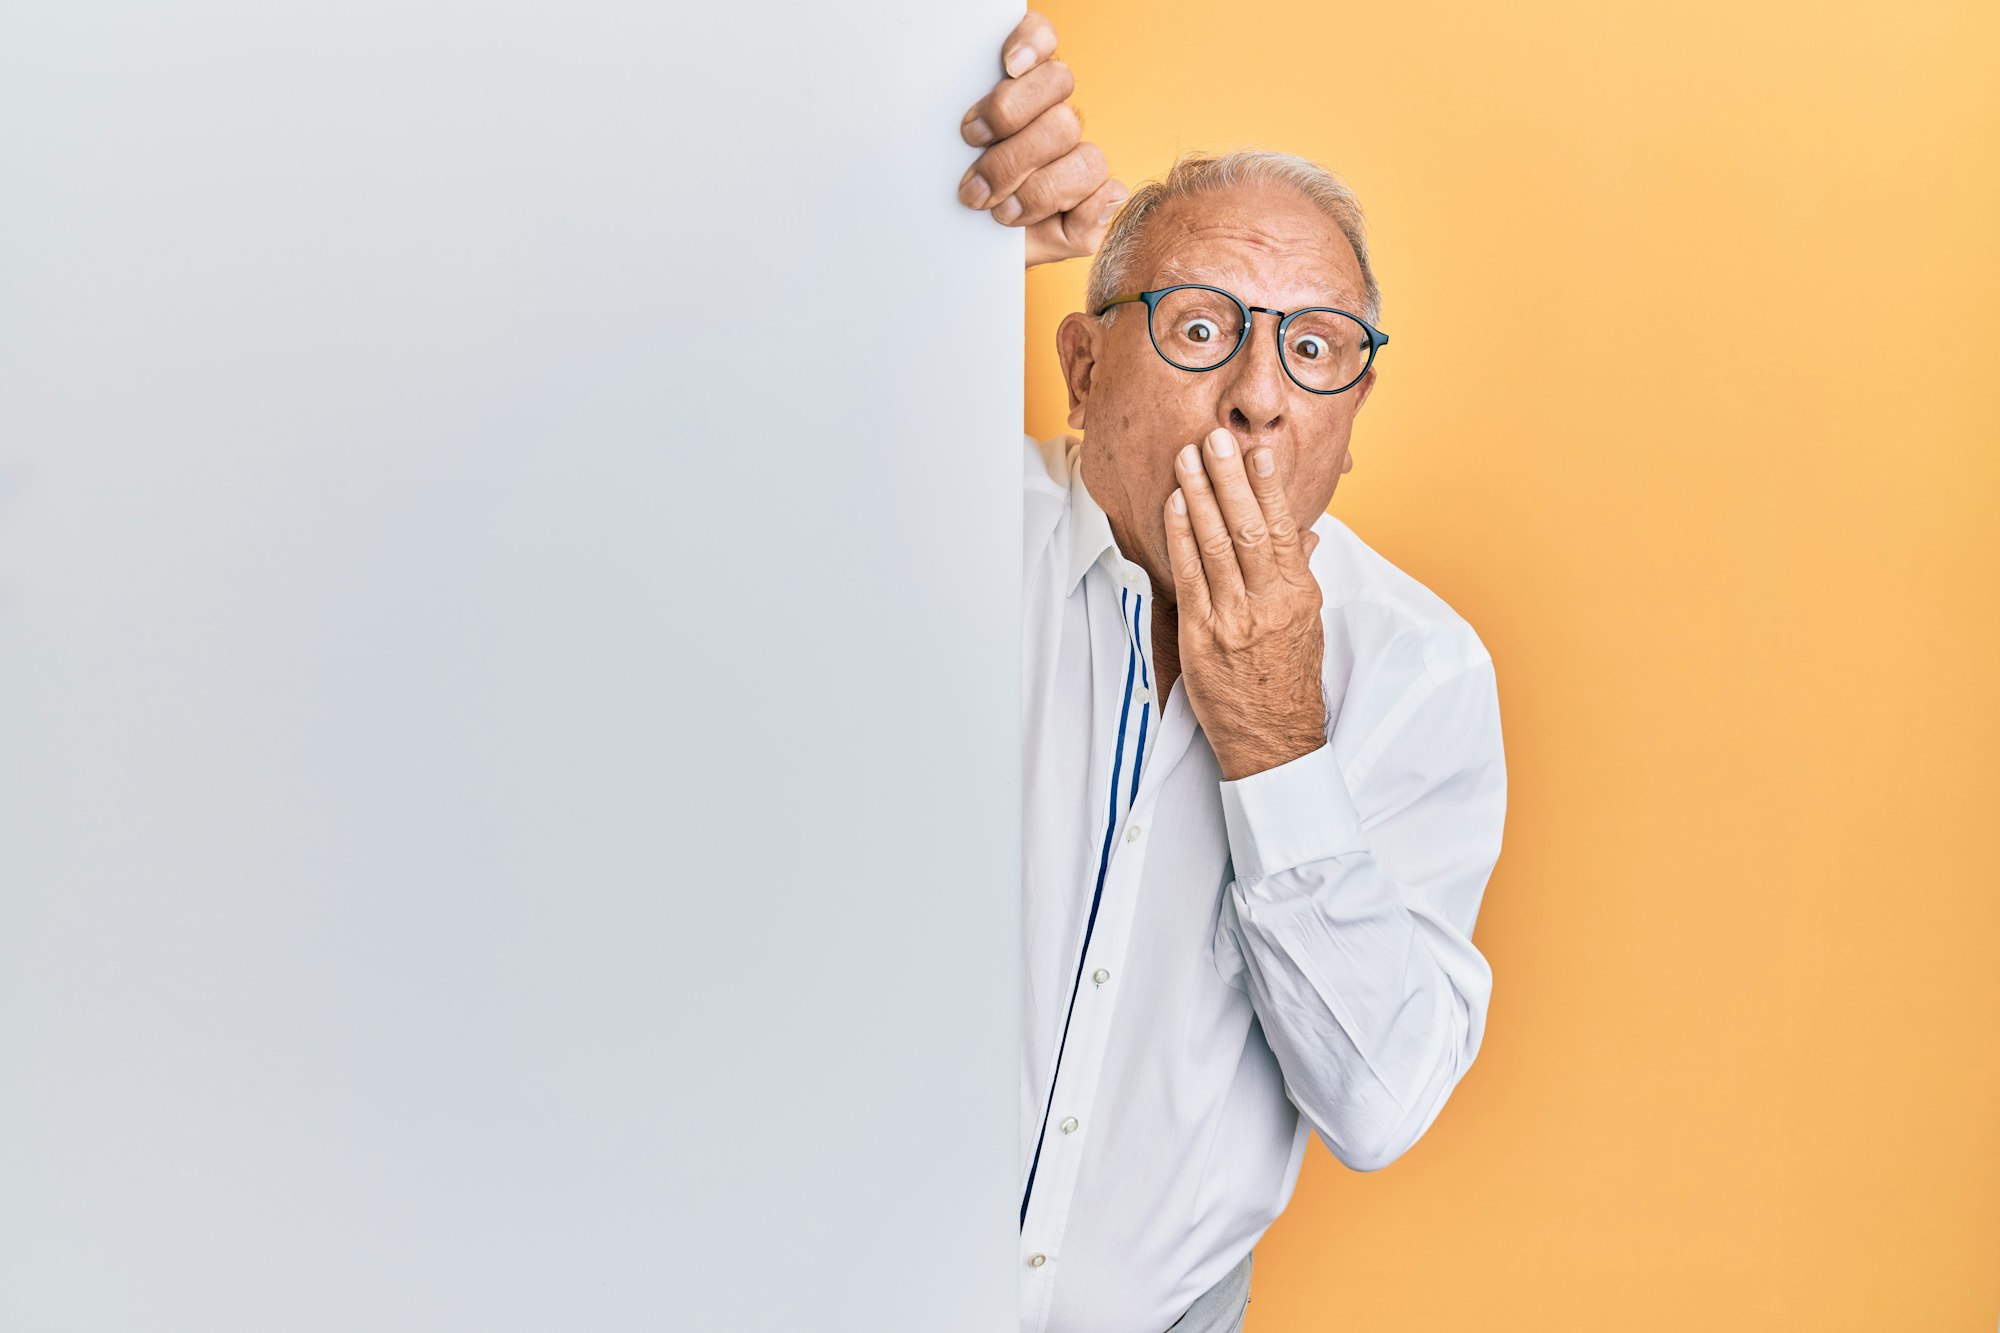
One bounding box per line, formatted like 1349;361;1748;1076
1218;312;1288;437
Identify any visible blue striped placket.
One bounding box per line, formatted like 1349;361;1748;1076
1021;585;1152;1228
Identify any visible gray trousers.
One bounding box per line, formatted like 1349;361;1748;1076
1163;1248;1253;1333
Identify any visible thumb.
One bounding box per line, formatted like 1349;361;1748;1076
1035;178;1128;264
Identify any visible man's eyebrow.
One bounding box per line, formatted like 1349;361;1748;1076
1151;262;1362;311
1153;262;1241;287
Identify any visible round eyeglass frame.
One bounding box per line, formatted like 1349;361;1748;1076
1093;284;1389;395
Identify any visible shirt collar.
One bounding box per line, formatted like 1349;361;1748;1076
1063;437;1122;595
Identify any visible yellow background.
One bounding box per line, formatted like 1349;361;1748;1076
1025;1;2000;1327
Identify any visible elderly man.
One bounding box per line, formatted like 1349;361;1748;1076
960;16;1508;1333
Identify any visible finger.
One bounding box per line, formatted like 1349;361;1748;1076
991;139;1108;228
1164;486;1213;627
1174;438;1247;609
1243;444;1310;581
1197;427;1280;597
1025;175;1128;264
961;55;1074;148
961;99;1080;215
1000;11;1059;79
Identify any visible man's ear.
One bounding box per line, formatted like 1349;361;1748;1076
1334;368;1379;478
1352;364;1379;413
1056;311;1099;432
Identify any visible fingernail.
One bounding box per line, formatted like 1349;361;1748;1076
1208;428;1234;457
959;171;990;207
994;195;1022;223
1254;449;1273;476
1099;195;1126;226
1171;488;1186;514
1179;443;1199;471
1004;44;1036;77
964;115;993;146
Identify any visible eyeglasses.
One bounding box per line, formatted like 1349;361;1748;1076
1094;284;1389;395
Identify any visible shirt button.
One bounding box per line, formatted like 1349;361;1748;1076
1125;823;1142;842
1092;968;1110;985
1135;685;1152;703
1028;1253;1047;1268
1059;1116;1079;1134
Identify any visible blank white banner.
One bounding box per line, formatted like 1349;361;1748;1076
0;2;1022;1329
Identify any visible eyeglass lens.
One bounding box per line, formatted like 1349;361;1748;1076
1150;287;1371;392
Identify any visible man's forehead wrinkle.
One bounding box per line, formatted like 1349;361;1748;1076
1145;212;1362;307
1152;259;1246;286
1145;211;1307;272
1169;212;1342;255
1159;233;1310;274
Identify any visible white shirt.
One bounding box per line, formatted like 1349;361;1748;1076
1018;432;1507;1333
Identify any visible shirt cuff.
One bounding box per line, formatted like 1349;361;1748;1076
1218;740;1367;886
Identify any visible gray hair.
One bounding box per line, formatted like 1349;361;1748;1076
1085;148;1383;328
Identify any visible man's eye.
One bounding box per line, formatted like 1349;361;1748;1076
1292;335;1327;361
1182;318;1220;344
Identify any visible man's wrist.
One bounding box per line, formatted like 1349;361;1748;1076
1214;729;1327;783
